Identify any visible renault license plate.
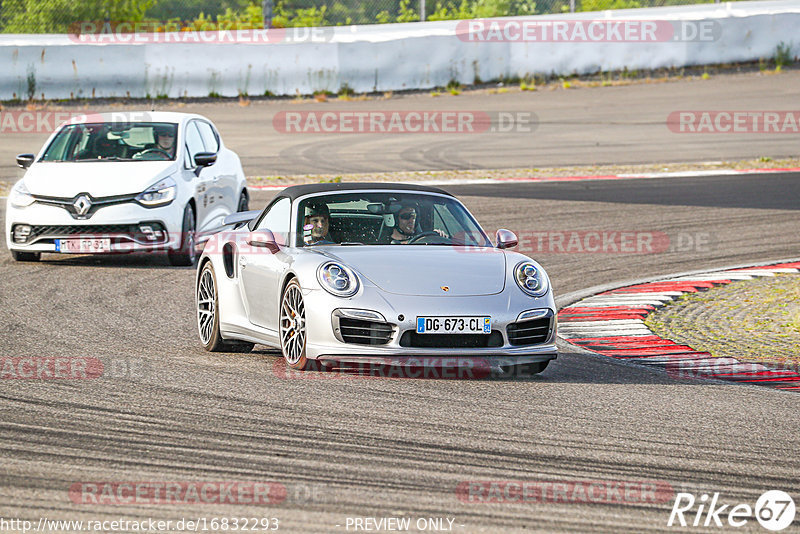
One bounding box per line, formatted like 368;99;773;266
55;238;111;253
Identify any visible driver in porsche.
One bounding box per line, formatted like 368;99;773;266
389;203;419;244
390;202;447;244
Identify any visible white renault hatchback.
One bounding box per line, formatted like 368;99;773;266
6;111;248;266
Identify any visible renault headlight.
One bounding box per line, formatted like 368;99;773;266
317;262;359;297
10;181;35;208
136;176;176;207
514;261;549;297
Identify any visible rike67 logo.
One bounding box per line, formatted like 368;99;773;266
668;490;796;531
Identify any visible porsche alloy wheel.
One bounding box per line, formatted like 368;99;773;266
197;264;218;348
197;262;253;353
280;279;311;370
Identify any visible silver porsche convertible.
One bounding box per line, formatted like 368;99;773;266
195;183;557;375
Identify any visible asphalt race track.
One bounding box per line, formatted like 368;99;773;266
1;80;800;532
2;71;800;181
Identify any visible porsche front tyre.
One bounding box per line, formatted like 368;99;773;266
280;278;312;370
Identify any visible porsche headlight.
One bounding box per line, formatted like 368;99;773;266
10;181;35;208
317;262;359;297
514;261;549;297
136;176;176;207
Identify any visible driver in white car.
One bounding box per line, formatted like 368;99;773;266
147;125;176;158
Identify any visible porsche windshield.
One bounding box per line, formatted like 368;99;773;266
40;122;178;162
295;192;493;247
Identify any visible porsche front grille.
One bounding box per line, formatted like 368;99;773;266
338;318;394;345
399;331;504;349
507;317;552;346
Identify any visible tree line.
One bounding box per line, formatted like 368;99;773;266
0;0;718;33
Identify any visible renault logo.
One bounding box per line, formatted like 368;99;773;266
73;195;92;217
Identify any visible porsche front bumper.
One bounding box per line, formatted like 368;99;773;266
301;287;558;368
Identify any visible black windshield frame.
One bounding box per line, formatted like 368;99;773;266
294;192;493;248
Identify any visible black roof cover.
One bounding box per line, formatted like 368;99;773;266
277;182;454;201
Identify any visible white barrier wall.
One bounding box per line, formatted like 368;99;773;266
1;0;798;99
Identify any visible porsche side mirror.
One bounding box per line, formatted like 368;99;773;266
247;230;280;253
194;152;217;167
16;153;35;169
496;229;518;249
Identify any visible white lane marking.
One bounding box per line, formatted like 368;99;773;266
558;319;644;330
578;300;674;305
726;268;799;273
718;269;800;276
660;274;754;281
560;327;653;335
715;270;776;277
637;358;705;365
605;291;685;297
581;295;676;302
573;300;672;306
560;319;646;326
593;330;657;335
618;170;747;179
584;293;676;300
561;302;666;308
668;357;742;366
560;332;654;339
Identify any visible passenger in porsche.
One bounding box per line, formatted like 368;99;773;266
304;203;336;245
